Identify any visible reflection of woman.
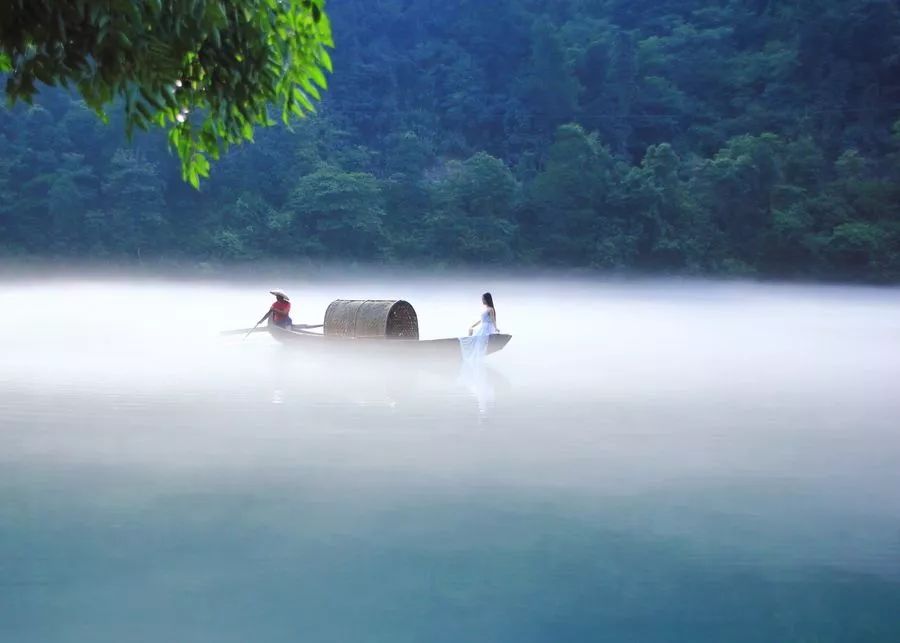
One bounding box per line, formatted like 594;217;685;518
460;292;498;363
460;361;496;421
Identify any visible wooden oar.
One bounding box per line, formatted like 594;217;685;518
284;326;324;336
243;319;266;339
220;323;323;337
241;309;272;339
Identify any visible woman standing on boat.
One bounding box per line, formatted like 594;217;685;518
460;292;498;363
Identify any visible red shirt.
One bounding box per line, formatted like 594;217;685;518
271;300;291;322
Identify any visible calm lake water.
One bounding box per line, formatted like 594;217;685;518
1;275;899;642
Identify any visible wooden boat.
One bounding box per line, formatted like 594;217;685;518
267;322;512;359
227;298;511;359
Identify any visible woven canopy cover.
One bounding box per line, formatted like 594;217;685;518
324;299;419;339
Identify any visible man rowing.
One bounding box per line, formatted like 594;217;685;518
256;290;293;329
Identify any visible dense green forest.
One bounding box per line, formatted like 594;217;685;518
2;0;900;281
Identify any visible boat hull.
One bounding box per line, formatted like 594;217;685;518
267;324;511;358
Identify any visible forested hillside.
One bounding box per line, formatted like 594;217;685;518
2;0;899;281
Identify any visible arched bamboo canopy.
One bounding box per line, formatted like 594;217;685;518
324;300;419;339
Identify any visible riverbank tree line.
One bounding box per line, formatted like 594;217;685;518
1;0;899;281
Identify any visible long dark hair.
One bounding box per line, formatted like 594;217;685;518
482;292;495;311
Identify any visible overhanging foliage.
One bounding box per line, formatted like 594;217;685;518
0;0;332;186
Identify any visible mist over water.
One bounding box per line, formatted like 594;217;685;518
2;274;900;642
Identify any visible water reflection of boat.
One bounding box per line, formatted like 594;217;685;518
256;356;510;421
385;363;510;420
267;299;511;360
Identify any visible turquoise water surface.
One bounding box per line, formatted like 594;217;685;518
1;278;899;642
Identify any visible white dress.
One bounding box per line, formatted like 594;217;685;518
459;308;497;363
